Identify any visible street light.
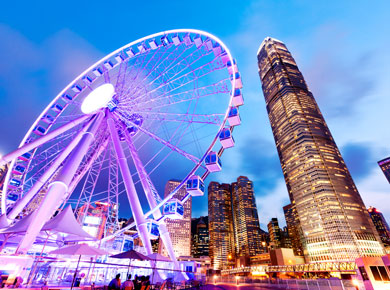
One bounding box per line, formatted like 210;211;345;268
352;279;359;290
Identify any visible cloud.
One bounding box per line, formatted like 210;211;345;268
0;25;103;153
256;180;290;229
357;168;390;223
288;22;377;120
341;142;375;182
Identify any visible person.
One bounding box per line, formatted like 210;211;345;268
142;276;150;288
133;275;141;290
108;274;121;290
121;274;134;290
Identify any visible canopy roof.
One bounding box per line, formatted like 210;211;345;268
0;206;95;241
147;253;171;262
49;243;108;256
110;249;150;260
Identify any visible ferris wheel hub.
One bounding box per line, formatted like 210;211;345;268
81;83;116;114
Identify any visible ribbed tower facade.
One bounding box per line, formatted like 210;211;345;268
257;37;384;262
231;176;263;257
208;182;235;270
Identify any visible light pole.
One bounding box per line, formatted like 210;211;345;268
352;279;360;290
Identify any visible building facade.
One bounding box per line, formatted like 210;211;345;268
283;203;304;256
368;207;390;248
208;182;235;270
268;218;282;249
159;179;192;257
191;216;209;258
378;157;390;184
257;37;384;262
208;176;263;269
231;176;263;258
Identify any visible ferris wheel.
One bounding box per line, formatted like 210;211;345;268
0;29;243;261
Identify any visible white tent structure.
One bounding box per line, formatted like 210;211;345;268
0;206;95;252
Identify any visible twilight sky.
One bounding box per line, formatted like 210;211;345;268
0;1;389;229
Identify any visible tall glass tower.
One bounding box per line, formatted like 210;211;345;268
208;182;234;270
231;176;263;257
257;37;384;262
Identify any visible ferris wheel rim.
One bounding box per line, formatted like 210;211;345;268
1;29;240;238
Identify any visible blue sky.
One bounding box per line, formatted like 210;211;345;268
0;1;389;229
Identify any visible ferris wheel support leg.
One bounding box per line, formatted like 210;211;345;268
0;114;91;168
16;112;105;254
7;115;97;221
107;115;153;255
124;133;188;279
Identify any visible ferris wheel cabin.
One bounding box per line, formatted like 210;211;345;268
232;88;244;107
231;72;243;89
163;198;184;220
12;165;26;175
205;151;222;172
147;220;160;239
228;106;241;127
186;175;205;197
219;128;235;148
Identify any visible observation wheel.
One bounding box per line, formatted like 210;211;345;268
0;29;243;261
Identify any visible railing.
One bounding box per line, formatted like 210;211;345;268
210;277;364;290
221;261;357;275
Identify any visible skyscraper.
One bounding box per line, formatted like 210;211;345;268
231;176;263;257
268;218;282;249
208;182;234;270
257;37;384;262
283;203;304;256
378;157;390;184
368;207;390;248
191;216;209;258
159;180;191;257
208;176;263;269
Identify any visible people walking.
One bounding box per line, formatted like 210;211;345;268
108;274;121;290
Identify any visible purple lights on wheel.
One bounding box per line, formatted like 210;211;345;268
0;29;243;261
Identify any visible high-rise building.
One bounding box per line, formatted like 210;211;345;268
159;179;191;257
208;182;235;270
378;157;390;184
268;218;282;249
191;216;209;258
231;176;263;258
283;203;304;256
208;177;263;269
257;37;384;262
368;207;390;247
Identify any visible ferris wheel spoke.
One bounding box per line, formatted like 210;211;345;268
0;114;92;167
121;45;211;108
6;115;98;220
131;111;224;126
74;141;108;214
120;78;230;113
131;57;225;110
115;111;201;165
126;134;162;211
134;42;212;97
66;134;110;198
118;44;188;104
